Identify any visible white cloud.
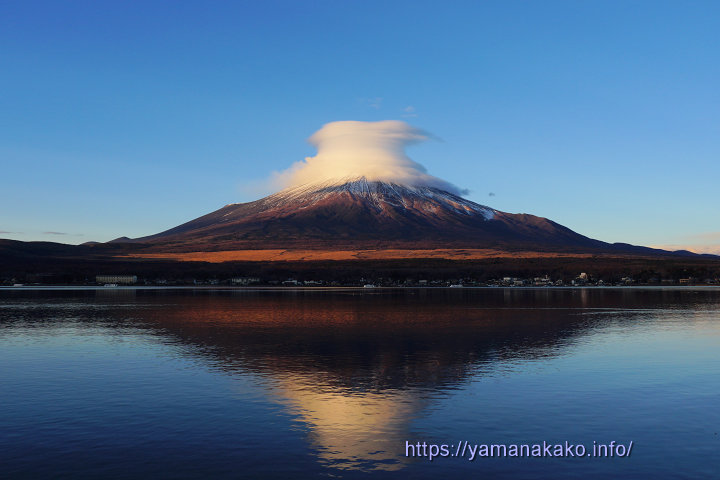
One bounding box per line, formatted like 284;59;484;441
271;120;465;195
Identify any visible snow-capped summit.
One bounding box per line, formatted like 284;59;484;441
253;177;495;220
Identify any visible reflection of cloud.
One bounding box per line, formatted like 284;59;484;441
129;291;636;472
273;376;420;471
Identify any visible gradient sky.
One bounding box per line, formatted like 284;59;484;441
1;1;719;252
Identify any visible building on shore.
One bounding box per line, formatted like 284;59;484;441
96;275;137;285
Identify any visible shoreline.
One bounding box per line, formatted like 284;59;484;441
3;285;720;291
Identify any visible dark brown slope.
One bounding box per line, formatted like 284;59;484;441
127;178;625;253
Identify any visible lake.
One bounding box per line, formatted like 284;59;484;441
1;287;719;479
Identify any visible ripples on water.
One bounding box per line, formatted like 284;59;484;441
1;288;719;479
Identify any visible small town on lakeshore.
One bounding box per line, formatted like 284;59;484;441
4;271;720;288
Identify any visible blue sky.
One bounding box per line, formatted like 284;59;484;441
1;1;719;252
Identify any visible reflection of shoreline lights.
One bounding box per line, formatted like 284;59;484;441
272;377;424;471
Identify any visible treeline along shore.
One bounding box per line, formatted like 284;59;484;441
1;239;719;286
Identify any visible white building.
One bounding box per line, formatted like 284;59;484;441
96;275;137;284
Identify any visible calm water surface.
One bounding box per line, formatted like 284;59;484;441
1;288;719;479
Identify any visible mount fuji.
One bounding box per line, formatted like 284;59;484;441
124;177;623;254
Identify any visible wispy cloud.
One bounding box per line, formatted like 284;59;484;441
652;231;720;255
651;244;720;256
43;231;84;237
0;230;14;234
360;97;383;109
401;105;418;118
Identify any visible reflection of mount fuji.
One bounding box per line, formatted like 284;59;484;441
140;289;614;389
106;288;695;471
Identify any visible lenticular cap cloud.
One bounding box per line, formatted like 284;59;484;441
273;120;465;195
